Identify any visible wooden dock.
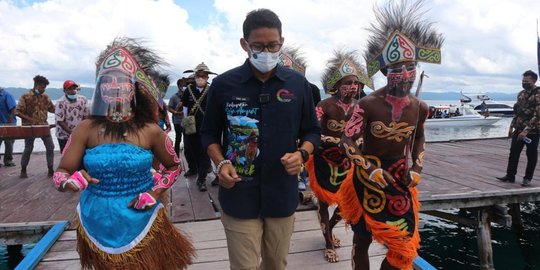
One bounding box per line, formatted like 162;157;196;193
1;138;539;269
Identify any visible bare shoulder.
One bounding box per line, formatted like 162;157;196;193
414;98;429;112
358;90;382;107
71;119;94;141
318;97;333;107
73;119;93;133
144;122;164;137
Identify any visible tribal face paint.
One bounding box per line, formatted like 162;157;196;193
386;62;417;95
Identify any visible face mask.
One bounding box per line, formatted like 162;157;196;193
522;83;532;90
249;51;280;73
195;77;207;88
34;89;41;95
67;94;78;100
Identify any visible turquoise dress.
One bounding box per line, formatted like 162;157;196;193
77;143;163;254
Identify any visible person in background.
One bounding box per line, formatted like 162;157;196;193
182;74;197;175
53;37;195;269
55;80;89;153
0;86;17;167
169;78;186;157
497;70;539;186
278;46;322;191
15;75;55;178
152;73;172;133
306;49;373;263
182;62;216;191
201;9;320;270
338;1;443;269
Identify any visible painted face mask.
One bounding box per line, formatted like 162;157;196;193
91;47;160;122
338;84;359;101
387;63;417;94
249;50;280;73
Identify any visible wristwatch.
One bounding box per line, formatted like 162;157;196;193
297;148;309;163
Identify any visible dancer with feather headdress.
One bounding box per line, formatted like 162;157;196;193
338;0;444;269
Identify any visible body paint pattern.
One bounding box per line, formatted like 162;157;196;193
385;95;411;122
336;99;356;115
344;105;365;137
326;119;347;132
370;121;415;142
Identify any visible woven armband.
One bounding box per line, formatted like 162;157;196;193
52;171;88;190
134;192;157;210
215;159;232;174
151;167;180;191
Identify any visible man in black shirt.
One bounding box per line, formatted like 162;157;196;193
201;9;320;270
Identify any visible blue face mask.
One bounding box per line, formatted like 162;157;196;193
67;94;78;100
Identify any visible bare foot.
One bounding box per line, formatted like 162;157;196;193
324;248;339;263
332;234;341;248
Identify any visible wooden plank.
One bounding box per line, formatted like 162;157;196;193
186;174;220;221
169;177;196;222
15;221;68;270
36;260;81;270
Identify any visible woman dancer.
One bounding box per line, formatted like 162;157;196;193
53;37;195;269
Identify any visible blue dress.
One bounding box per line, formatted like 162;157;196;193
75;143;195;269
77;143;162;253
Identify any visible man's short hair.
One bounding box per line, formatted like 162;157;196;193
33;75;49;85
242;9;282;40
523;70;538;81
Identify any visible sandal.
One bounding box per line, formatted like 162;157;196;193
324;248;339;263
332;234;341;248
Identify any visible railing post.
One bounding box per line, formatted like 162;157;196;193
477;208;494;270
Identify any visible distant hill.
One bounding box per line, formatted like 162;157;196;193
4;86;519;101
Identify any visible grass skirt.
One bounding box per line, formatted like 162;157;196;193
76;208;195;270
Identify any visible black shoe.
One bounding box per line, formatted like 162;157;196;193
197;181;207;192
4;161;15;167
496;175;515;183
521;178;532;187
184;170;197;177
211;176;219;186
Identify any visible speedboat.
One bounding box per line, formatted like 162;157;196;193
426;104;502;127
460;92;514;116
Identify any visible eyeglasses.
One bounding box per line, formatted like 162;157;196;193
247;42;283;53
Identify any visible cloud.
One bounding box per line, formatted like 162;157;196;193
0;0;539;94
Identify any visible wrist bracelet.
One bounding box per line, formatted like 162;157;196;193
215;159;232;174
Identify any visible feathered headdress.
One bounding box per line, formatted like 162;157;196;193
278;46;307;75
149;71;170;93
321;50;374;94
365;0;444;77
95;37;166;103
148;71;170;108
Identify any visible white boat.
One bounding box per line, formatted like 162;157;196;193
460;92;514;116
426;104;502;127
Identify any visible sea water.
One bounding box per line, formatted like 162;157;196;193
1;100;538;269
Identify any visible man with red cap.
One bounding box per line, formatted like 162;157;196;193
55;80;89;153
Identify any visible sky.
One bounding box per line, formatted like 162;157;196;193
0;0;539;94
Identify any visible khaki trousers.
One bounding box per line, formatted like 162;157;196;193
221;213;295;270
